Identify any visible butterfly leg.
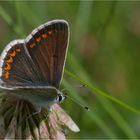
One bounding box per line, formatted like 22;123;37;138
26;106;42;121
32;106;42;116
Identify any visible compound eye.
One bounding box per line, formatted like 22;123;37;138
56;94;65;103
58;94;63;102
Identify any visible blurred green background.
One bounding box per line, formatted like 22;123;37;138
0;1;140;139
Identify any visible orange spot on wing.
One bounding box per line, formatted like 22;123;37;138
48;31;53;35
6;56;13;63
5;63;11;71
36;37;41;42
5;72;10;79
16;48;21;52
10;51;16;57
42;34;47;38
30;43;35;48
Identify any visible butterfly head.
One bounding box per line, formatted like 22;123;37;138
55;90;66;103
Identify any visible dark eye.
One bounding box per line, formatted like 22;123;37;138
58;94;62;102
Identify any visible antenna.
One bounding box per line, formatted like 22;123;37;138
61;84;87;92
75;84;87;88
64;93;90;111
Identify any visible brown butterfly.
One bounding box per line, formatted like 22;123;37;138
0;20;69;110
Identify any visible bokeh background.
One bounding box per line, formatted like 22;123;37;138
0;1;140;139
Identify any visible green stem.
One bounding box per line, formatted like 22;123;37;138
65;69;140;116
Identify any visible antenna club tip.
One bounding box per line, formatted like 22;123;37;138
80;84;87;87
84;106;90;111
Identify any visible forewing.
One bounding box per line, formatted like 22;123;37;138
25;20;69;88
0;20;69;89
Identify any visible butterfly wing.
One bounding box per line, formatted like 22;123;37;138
2;86;59;107
25;20;69;88
0;39;42;88
0;20;69;89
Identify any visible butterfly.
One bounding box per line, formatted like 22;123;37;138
0;20;69;110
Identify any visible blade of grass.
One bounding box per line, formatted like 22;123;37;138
75;0;93;42
64;69;140;117
14;1;25;37
63;79;118;138
0;5;13;26
18;2;41;27
0;5;24;37
66;53;138;138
